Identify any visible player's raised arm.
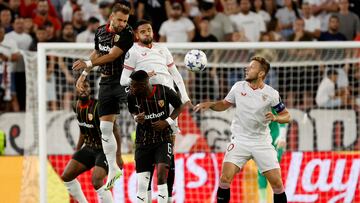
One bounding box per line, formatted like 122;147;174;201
194;100;233;112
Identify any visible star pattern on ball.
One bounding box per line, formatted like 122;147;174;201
195;52;201;60
187;61;195;69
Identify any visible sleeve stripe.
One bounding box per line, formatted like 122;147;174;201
167;62;175;68
124;64;135;70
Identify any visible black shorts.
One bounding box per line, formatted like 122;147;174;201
135;142;173;173
72;146;108;172
98;75;127;117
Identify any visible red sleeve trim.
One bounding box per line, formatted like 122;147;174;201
124;64;135;70
167;62;175;68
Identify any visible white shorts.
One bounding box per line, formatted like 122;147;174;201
223;140;280;173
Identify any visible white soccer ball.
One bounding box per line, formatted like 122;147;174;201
184;49;207;72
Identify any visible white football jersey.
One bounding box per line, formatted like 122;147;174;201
124;43;175;89
225;81;284;141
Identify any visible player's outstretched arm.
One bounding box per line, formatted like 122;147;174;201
168;64;191;105
194;100;233;112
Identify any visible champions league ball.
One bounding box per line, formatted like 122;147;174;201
184;49;207;72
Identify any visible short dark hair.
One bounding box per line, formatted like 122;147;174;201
251;56;270;76
134;19;152;30
88;17;99;24
327;68;338;76
112;3;130;15
330;14;339;21
130;70;149;82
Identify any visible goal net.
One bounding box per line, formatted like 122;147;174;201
22;42;360;203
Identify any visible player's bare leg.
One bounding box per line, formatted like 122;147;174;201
93;166;113;203
157;163;170;203
61;159;88;203
217;162;240;203
100;114;121;190
263;168;287;203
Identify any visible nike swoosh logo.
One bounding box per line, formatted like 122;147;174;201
102;138;109;142
158;195;165;199
137;196;145;201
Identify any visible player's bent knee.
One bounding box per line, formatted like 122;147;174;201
269;179;284;193
220;174;233;184
91;176;104;190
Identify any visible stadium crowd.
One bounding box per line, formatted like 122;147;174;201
0;0;359;112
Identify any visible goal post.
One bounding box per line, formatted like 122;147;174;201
30;41;360;203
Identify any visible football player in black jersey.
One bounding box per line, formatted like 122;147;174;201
127;70;183;203
72;3;134;190
61;80;123;202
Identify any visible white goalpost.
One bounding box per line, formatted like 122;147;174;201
30;41;360;203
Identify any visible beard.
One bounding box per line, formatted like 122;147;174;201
141;37;153;45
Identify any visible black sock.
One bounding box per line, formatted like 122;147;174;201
274;192;287;203
217;187;230;203
167;154;175;197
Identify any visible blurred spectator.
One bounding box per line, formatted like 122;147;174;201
44;21;57;41
82;0;103;22
333;0;360;41
32;0;61;38
230;0;265;42
185;0;201;18
51;0;67;19
288;18;313;41
316;67;352;108
252;0;271;23
19;0;59;19
193;17;218;42
71;8;86;34
29;25;48;51
1;9;13;33
267;18;283;41
159;2;195;42
5;17;30;111
76;17;100;43
61;0;81;22
319;15;347;41
56;56;75;110
23;17;35;37
264;0;277;18
199;0;234;41
5;17;32;50
0;1;9;12
301;2;321;38
59;22;75;42
8;0;21;18
220;0;238;16
231;25;248;42
306;0;337;31
98;1;111;25
192;17;219;104
275;0;299;38
136;0;170;38
0;26;20;112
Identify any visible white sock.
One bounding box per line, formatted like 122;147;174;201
96;185;113;203
100;121;119;178
64;179;88;203
147;190;152;203
258;188;267;203
137;172;150;203
167;196;172;203
157;184;168;203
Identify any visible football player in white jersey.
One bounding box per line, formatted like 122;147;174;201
194;56;290;203
120;20;191;202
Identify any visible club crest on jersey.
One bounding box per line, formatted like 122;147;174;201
88;113;93;121
114;34;120;42
241;92;247;96
262;95;268;101
158;100;164;107
125;52;130;59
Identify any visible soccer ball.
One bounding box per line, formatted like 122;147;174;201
184;49;207;72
